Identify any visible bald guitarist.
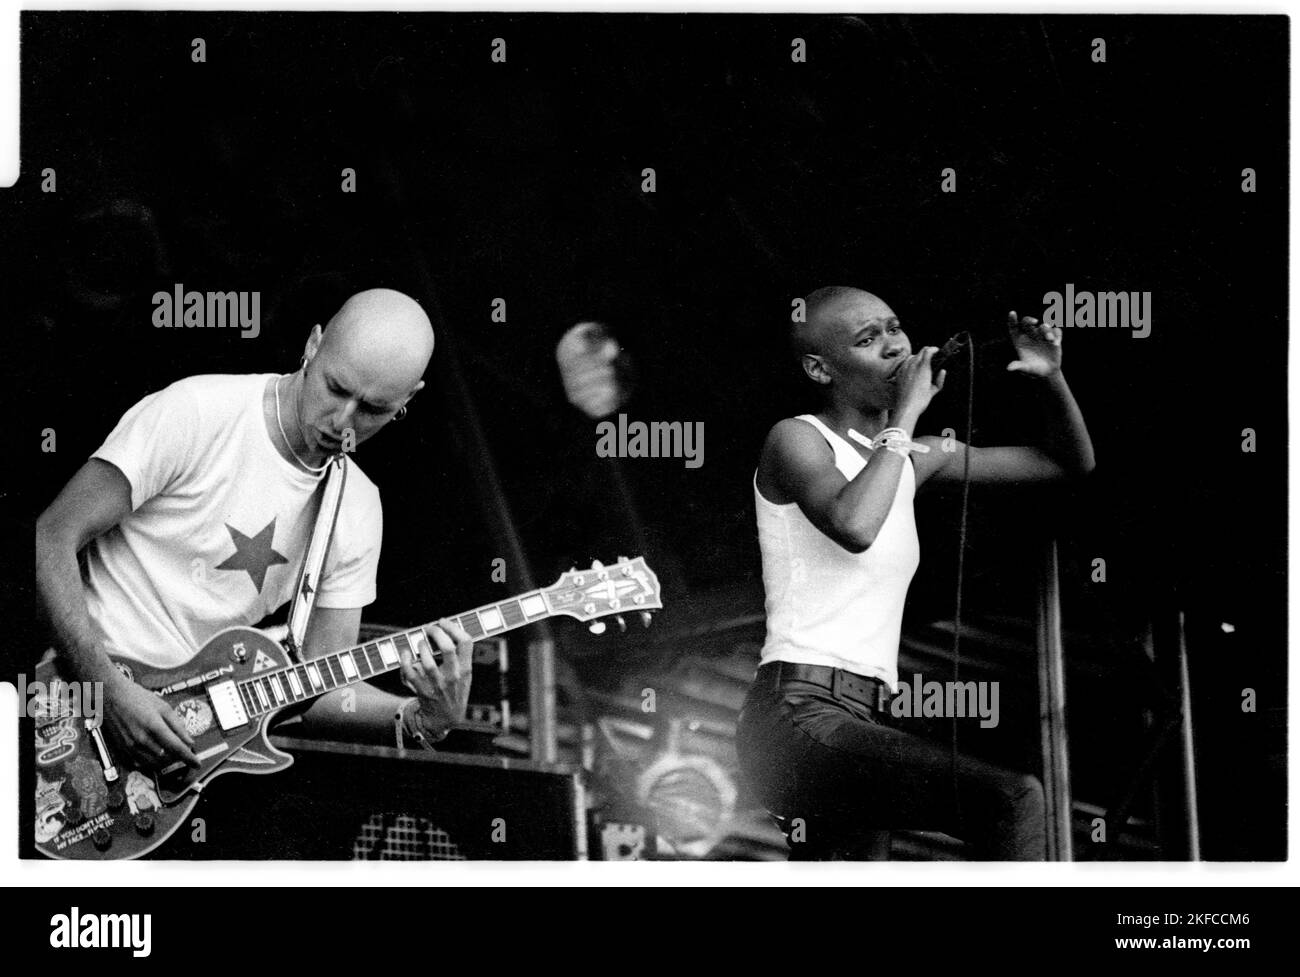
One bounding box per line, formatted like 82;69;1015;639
36;288;474;776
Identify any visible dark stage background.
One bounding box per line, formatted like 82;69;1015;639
15;13;1288;859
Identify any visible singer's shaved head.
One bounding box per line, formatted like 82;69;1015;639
792;286;894;365
788;285;912;411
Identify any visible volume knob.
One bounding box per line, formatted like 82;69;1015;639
92;828;113;852
134;813;156;837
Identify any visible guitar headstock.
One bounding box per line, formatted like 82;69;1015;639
543;557;662;633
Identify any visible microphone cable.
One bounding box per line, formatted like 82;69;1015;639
948;332;975;838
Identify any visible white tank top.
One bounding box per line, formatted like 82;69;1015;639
755;414;920;691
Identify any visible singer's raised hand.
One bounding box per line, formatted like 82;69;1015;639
1006;310;1062;377
893;345;946;418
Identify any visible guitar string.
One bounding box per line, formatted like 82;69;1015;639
236;592;549;710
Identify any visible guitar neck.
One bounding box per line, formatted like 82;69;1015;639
234;589;554;721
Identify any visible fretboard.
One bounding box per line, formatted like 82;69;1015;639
234;589;552;720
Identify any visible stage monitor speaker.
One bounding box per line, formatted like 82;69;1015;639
149;737;584;860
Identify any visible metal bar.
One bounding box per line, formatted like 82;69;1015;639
528;636;558;764
1175;610;1202;859
571;771;589;860
1035;538;1073;860
1140;618;1169;857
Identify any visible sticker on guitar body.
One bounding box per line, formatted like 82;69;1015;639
35;772;70;844
175;697;215;737
48;812;115;853
156;663;235;696
35;717;80;766
125;771;162;814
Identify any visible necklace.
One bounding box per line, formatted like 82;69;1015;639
275;375;331;474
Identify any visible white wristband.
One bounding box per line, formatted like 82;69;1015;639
847;427;930;455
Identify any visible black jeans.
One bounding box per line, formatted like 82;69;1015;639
736;662;1046;860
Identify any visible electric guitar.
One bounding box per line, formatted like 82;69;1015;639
32;557;661;859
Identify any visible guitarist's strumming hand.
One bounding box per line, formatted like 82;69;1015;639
102;671;201;772
399;618;475;741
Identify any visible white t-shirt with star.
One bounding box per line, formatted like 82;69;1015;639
83;373;383;669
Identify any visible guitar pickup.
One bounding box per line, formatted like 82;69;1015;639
207;680;249;731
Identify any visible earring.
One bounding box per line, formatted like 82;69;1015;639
394;405;408;420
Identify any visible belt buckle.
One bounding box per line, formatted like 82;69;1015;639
833;669;885;711
832;668;861;705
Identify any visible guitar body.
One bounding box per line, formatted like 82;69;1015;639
32;556;663;860
34;627;294;860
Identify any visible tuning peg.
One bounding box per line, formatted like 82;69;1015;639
568;566;576;573
615;615;627;633
591;559;604;570
639;612;653;628
588;621;607;635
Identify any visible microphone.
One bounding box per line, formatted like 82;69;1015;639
929;332;1011;372
930;332;972;373
887;333;1006;382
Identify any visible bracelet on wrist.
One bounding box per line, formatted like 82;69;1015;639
394;697;449;751
847;426;931;457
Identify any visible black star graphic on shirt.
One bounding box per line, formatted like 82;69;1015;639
216;517;289;592
298;574;315;601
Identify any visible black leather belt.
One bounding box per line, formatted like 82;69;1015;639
762;661;888;711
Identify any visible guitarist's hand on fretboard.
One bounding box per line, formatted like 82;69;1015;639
398;618;475;741
103;672;202;772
